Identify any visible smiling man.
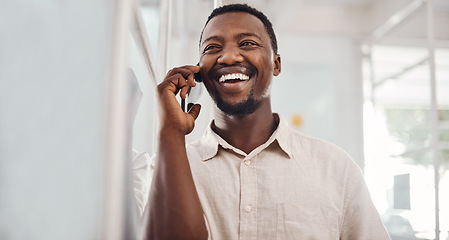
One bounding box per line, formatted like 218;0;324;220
142;4;389;240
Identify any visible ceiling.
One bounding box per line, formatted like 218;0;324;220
145;0;449;41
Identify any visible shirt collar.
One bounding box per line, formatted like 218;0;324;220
199;113;292;161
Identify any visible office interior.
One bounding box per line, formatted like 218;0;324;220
0;0;448;239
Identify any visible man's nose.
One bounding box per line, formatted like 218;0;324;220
217;46;244;65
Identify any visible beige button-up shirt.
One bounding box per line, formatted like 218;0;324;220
135;114;390;240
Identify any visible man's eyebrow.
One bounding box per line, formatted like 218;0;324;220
201;36;224;46
201;32;263;46
236;32;263;40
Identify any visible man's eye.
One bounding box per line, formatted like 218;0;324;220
240;41;258;47
204;45;220;53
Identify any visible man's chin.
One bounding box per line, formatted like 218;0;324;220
215;97;259;117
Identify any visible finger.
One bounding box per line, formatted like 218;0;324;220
189;65;201;84
166;73;188;96
187;104;201;121
179;80;190;99
166;65;200;79
187;65;200;73
177;66;199;88
186;71;196;87
167;66;199;86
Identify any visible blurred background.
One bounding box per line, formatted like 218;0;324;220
1;0;448;239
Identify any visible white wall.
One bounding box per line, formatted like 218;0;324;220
0;1;133;239
272;36;365;167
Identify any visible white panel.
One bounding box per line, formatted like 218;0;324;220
130;35;157;154
272;36;364;167
0;1;115;239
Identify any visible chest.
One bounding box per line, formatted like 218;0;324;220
190;150;345;240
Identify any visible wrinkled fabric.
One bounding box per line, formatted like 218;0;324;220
132;150;152;216
134;114;390;240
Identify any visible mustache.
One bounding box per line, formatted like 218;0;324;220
208;63;257;80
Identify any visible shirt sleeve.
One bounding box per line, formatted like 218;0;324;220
340;166;391;240
132;149;155;216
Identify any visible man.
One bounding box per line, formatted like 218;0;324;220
141;3;390;240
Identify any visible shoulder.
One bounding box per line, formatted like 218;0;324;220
289;128;353;162
186;139;203;154
285;127;364;184
185;139;207;163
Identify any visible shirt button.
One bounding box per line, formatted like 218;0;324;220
244;160;251;166
245;205;252;212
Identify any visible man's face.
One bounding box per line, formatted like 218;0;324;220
199;12;281;116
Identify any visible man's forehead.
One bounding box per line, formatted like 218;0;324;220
202;12;267;40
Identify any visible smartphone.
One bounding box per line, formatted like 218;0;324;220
181;63;203;112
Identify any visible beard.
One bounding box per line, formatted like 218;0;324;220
212;88;261;116
206;63;261;116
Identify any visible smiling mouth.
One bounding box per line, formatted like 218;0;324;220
218;73;250;83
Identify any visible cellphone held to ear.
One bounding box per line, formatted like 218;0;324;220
181;64;203;112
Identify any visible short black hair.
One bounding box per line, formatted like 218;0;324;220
199;3;278;54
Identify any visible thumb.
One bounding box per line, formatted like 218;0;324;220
188;104;201;120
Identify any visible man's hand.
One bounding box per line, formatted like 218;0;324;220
157;65;201;135
145;64;208;240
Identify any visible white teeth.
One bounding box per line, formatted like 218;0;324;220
218;73;250;83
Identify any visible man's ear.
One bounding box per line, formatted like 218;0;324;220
273;54;281;76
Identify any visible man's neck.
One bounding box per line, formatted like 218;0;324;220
212;100;278;154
